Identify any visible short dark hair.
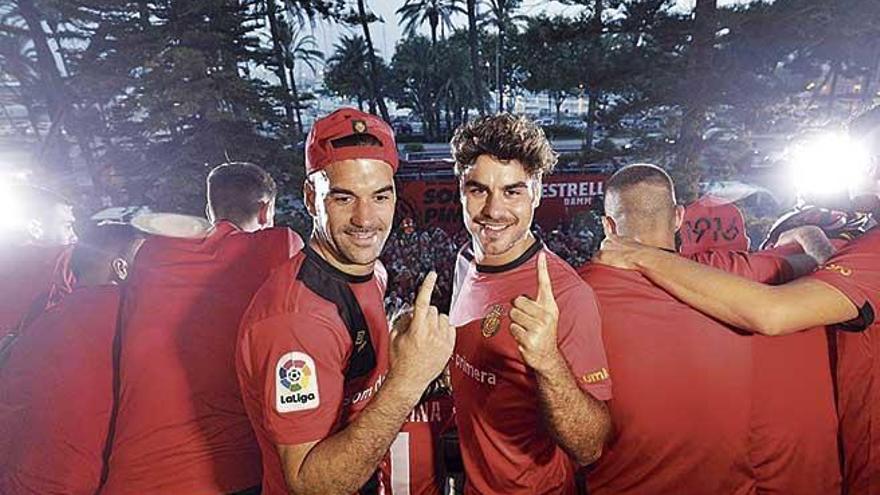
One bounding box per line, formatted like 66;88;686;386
207;162;277;225
450;113;558;177
606;163;676;197
70;223;142;279
330;133;383;148
604;164;678;233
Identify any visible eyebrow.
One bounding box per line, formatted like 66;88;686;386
463;180;529;191
329;185;395;196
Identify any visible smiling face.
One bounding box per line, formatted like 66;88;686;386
460;154;540;266
306;158;396;275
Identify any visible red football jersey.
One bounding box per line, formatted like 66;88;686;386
694;250;840;495
383;394;456;495
581;260;754;495
0;244;75;334
809;228;880;494
0;285;119;494
449;241;611;495
237;245;391;495
101;222;302;494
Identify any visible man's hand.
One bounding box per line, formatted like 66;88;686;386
389;272;456;390
510;253;562;374
593;232;652;270
774;225;835;265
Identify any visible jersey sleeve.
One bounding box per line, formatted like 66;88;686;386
241;308;349;445
555;281;612;401
808;235;880;332
691;250;794;284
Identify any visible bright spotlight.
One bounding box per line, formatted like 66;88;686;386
787;133;872;201
0;179;25;234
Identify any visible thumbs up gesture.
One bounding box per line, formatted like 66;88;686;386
509;253;561;373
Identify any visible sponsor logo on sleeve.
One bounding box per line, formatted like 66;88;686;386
824;263;853;277
581;367;610;385
276;352;320;413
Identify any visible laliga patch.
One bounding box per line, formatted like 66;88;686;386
276;352;320;413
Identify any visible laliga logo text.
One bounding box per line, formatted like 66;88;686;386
276;352;321;412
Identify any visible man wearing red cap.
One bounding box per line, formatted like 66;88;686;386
236;108;455;495
448;114;611;494
101;162;302;494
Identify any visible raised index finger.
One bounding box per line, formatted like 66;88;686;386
536;252;554;304
413;271;438;320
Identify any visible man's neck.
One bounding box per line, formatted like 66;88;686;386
629;231;676;251
309;236;373;277
473;231;536;267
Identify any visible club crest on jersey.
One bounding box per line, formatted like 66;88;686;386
276;352;320;413
481;304;505;338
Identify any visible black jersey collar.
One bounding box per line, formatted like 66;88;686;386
475;237;544;274
303;243;373;284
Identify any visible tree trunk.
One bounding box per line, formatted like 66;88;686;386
265;0;296;130
496;20;505;113
674;0;717;204
466;0;485;116
17;0;66;121
356;0;390;121
583;0;603;152
18;0;98;174
288;64;304;136
585;86;599;150
138;0;151;30
862;42;880;107
555;94;563;124
826;61;839;115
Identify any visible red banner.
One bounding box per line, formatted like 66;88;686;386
396;173;608;232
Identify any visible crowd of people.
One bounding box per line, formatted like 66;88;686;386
1;107;880;495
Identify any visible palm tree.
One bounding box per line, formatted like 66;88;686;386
326;35;372;111
280;25;322;136
396;0;463;48
355;0;390;121
676;0;718;203
465;0;485;115
264;0;296;127
485;0;522;112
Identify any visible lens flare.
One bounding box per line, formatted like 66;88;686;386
787;133;872;200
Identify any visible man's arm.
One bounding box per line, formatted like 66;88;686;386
595;234;858;336
277;273;456;495
509;253;610;465
532;354;610;465
277;370;427;494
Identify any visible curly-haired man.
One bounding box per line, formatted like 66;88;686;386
447;114;612;494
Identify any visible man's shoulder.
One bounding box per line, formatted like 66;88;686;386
242;253;339;330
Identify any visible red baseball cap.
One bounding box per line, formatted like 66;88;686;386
305;108;399;175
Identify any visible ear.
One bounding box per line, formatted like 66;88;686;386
112;258;129;282
674;204;686;232
602;216;617;237
303;180;317;217
257;200;272;227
